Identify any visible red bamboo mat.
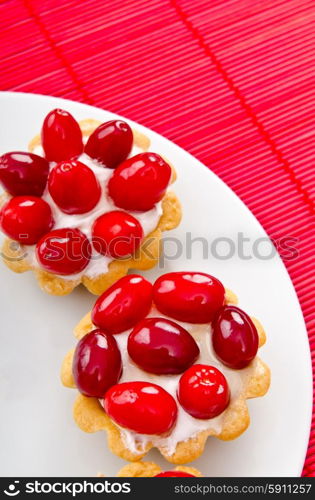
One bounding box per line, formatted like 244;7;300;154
1;0;314;476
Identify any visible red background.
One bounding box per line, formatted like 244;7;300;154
1;0;314;476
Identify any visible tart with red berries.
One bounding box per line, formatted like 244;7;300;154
101;461;202;477
61;272;270;464
0;110;181;295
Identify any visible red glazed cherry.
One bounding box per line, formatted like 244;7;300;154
0;196;54;244
72;329;122;398
92;274;152;334
36;227;91;275
0;152;49;197
178;364;230;419
41;108;83;162
85;120;133;168
128;318;199;374
212;306;259;369
155;472;196;477
153;272;225;323
104;381;177;435
108;152;171;211
48;160;101;214
92;210;143;258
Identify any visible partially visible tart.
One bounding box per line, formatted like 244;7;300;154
0;110;181;295
102;461;202;477
61;272;270;464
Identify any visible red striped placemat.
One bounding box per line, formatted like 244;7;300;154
1;0;314;476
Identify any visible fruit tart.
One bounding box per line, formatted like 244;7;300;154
0;109;181;295
61;272;270;464
99;461;202;477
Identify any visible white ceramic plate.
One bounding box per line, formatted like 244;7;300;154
0;92;312;477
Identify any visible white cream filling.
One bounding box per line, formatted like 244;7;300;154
23;147;163;280
99;306;256;456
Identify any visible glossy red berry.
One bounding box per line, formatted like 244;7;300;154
0;196;54;245
85;120;133;168
212;306;259;369
92;210;143;258
154;472;196;477
41;108;83;162
0;152;49;197
92;274;153;334
36;227;91;275
128;318;199;374
48;160;101;214
104;381;177;435
72;329;122;398
108;152;171;211
153;272;225;324
178;364;230;419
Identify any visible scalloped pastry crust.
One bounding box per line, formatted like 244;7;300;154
116;461;202;477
